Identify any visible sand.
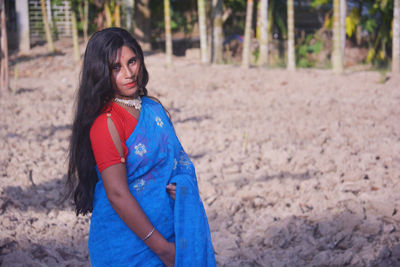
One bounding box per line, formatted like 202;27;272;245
1;39;400;266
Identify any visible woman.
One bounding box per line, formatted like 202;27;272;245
67;28;216;266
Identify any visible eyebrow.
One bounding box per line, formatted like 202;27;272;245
111;62;120;66
111;54;137;67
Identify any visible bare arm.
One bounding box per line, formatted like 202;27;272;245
101;163;175;266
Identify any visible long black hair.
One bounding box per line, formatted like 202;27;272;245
67;28;150;215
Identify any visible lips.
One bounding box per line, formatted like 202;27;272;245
125;81;136;88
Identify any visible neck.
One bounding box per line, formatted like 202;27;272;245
113;96;142;110
115;95;139;100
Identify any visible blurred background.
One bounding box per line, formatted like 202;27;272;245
1;1;400;266
1;0;399;74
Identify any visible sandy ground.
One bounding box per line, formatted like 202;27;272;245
1;39;400;267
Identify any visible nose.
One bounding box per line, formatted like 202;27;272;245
123;65;133;78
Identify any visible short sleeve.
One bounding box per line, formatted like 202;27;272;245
90;114;129;173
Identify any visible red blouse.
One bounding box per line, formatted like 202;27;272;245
90;102;138;173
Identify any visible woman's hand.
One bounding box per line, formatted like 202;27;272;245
158;242;175;267
166;184;176;200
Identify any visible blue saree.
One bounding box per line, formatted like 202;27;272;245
88;97;216;267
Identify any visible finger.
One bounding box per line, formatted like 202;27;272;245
167;189;176;195
166;184;177;190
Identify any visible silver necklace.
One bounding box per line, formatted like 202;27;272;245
113;96;142;110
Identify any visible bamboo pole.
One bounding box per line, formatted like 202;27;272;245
16;0;30;53
104;1;113;27
212;0;223;64
114;1;121;27
125;0;135;34
164;0;172;65
287;0;295;70
332;0;343;73
84;0;89;43
197;0;208;64
242;0;254;68
71;8;80;62
340;0;346;68
393;0;400;74
1;0;9;94
40;0;55;53
258;0;269;66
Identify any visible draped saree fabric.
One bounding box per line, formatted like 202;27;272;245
89;97;216;267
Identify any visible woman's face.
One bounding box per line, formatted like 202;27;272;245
111;46;139;99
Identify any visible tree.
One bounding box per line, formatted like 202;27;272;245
0;0;8;94
287;0;295;70
197;0;208;63
134;0;151;50
84;0;89;43
393;0;400;74
77;0;89;44
16;0;30;53
211;0;223;64
71;3;80;62
258;0;269;66
40;0;55;53
104;1;113;27
164;0;172;65
340;0;346;66
242;0;254;68
332;0;343;73
125;0;135;34
114;0;121;27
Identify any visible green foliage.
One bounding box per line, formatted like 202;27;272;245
253;48;260;63
345;8;360;37
224;0;246;11
364;18;378;33
150;0;197;37
311;0;394;67
296;33;324;68
362;0;393;65
51;0;64;6
311;0;330;9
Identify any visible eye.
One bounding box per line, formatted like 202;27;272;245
128;57;137;65
112;63;120;71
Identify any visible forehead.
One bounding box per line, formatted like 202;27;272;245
114;46;136;62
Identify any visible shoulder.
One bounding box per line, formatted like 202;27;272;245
90;113;108;140
143;96;166;115
143;96;162;108
90;104;119;139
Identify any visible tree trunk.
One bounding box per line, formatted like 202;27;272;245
134;0;151;50
125;0;135;34
258;0;268;66
78;2;88;44
40;0;55;53
164;0;172;65
16;0;30;53
332;0;343;73
0;0;8;94
104;1;113;28
256;1;261;41
287;0;295;70
197;0;208;63
340;0;346;69
242;0;254;68
71;7;80;62
83;0;89;43
393;0;400;74
212;0;223;64
114;1;121;27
